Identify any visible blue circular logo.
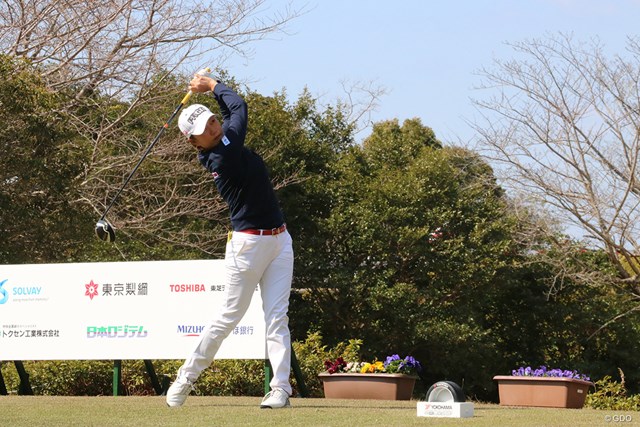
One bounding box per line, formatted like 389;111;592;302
0;279;8;304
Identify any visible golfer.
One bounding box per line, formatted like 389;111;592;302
166;72;294;409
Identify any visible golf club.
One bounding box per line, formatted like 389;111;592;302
95;68;211;242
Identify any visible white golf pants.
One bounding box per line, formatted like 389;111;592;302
179;229;294;395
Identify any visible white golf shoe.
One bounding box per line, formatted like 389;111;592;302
260;388;291;409
166;376;194;407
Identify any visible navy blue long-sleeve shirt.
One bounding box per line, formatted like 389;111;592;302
197;83;284;231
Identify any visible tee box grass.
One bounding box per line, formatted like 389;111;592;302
1;396;637;427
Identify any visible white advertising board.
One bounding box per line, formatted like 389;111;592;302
0;260;266;360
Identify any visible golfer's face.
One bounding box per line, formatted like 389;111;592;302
189;116;222;151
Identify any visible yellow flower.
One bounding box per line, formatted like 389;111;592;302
360;361;385;373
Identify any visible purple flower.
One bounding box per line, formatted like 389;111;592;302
512;365;589;381
384;354;401;367
383;354;422;374
404;356;421;371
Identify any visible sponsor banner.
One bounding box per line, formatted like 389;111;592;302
0;260;266;360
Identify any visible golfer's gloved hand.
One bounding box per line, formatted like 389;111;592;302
189;69;218;93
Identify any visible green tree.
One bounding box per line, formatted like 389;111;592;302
289;118;520;394
482;248;640;396
0;55;91;263
290;117;640;399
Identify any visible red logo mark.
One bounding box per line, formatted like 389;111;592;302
85;280;99;300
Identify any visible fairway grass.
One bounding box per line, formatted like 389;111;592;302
1;396;637;426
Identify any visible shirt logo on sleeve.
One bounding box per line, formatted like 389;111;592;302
212;172;219;179
222;136;231;146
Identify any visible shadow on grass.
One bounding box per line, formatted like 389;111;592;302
191;397;417;410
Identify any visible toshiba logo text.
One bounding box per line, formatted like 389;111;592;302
169;284;206;292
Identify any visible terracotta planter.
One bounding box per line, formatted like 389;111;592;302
493;375;594;408
319;373;418;400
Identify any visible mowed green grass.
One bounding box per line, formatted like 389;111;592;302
1;396;637;427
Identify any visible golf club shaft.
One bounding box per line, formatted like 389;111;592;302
99;90;194;221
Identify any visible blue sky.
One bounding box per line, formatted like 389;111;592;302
223;0;640;144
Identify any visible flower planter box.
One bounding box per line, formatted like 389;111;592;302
493;375;594;408
319;373;418;400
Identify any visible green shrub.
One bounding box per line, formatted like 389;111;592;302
0;334;348;397
190;359;266;396
1;361;113;395
0;334;367;397
292;331;362;397
586;369;640;411
1;359;268;396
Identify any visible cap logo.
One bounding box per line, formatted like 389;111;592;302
187;106;207;125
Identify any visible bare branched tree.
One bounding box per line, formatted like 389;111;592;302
471;33;640;307
337;79;388;136
0;0;304;255
1;0;300;102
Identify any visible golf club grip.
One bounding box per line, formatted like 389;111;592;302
181;91;193;106
180;68;211;105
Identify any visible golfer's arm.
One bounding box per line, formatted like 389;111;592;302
213;83;248;143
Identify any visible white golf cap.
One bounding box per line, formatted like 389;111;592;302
178;104;214;138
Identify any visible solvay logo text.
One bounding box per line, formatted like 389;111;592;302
12;286;42;296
